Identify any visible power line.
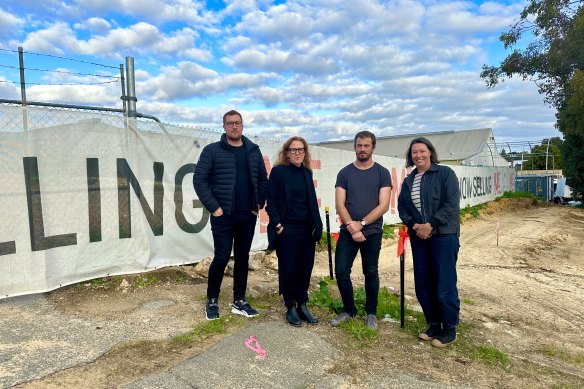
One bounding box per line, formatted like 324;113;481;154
0;47;118;69
0;78;121;86
0;63;117;78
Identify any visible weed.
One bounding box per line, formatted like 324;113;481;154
462;298;475;305
317;231;337;252
498;191;541;202
382;224;396;239
340;318;378;342
460;203;488;222
310;278;343;313
87;278;106;286
248;292;280;310
172;316;239;345
135;276;158;287
376;287;403;320
174;274;189;283
310;278;413;323
470;345;510;366
545;347;584;364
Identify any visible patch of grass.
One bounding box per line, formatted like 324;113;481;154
174;274;189;283
340;318;378;342
87;278;106;286
248;291;281;310
469;345;510;366
449;323;509;366
310;277;343;313
317;231;337;252
135;276;158;287
376;287;404;320
78;275;123;288
382;224;396;239
462;298;475;305
310;278;414;323
173;316;240;345
460;203;488;222
498;191;541;201
545;347;584;364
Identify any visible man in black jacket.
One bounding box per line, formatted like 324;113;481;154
194;110;268;320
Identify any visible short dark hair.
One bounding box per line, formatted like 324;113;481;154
405;137;440;167
223;110;242;124
353;130;376;148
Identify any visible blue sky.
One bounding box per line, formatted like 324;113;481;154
0;0;560;149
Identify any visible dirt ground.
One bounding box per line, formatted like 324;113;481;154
17;198;584;388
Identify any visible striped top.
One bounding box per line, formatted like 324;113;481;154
411;172;424;213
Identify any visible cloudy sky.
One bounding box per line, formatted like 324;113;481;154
0;0;560;148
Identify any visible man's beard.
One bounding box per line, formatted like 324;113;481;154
357;152;371;162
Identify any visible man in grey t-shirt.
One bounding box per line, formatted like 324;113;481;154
331;131;392;331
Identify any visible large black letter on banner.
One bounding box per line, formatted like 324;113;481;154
23;157;77;251
117;159;164;238
174;163;209;233
0;241;16;256
87;158;102;242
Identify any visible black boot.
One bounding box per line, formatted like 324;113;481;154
286;305;302;326
297;302;318;324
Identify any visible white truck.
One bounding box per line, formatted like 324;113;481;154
554;177;573;204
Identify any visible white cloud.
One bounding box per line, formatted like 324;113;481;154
27;84;120;106
0;0;561;146
138;61;278;100
73;17;112;34
18;22;211;61
66;0;210;24
0;9;24;36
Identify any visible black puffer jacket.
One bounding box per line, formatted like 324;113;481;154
193;134;268;215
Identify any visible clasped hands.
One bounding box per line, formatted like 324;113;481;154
413;222;433;239
346;220;366;242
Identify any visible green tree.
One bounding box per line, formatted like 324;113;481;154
481;0;584;109
481;0;584;194
561;134;584;196
523;137;564;170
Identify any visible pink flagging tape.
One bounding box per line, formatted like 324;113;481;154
244;335;267;360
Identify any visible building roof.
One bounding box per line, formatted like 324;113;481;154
317;128;496;162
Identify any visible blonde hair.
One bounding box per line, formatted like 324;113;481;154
274;136;312;170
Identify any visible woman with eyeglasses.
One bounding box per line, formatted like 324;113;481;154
266;136;323;326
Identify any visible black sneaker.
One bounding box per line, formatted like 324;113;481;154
431;327;457;348
419;324;442;341
205;298;219;321
231;299;259;317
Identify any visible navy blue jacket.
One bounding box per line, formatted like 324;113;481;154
193;134;268;215
265;164;323;250
398;163;460;236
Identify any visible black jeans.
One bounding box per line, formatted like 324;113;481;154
275;224;316;307
207;211;257;301
410;233;460;329
334;229;382;316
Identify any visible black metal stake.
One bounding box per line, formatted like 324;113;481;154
325;206;333;280
400;250;405;328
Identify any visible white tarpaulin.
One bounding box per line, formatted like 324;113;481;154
0;106;515;298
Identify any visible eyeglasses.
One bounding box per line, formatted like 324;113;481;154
224;121;242;126
288;147;305;154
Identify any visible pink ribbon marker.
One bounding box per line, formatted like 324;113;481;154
244;335;267;360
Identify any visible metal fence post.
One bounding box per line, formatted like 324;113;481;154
18;47;29;155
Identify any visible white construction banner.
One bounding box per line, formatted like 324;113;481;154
0;105;515;298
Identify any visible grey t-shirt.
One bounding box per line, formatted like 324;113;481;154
335;162;392;235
